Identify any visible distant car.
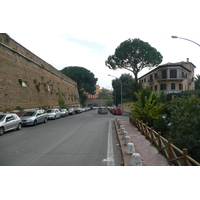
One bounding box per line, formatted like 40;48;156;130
0;113;22;136
60;109;69;117
98;107;108;114
21;109;48;126
112;108;122;115
46;109;61;119
68;108;75;115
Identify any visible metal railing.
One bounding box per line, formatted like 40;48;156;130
129;115;200;166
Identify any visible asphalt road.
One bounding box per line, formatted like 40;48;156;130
0;109;128;166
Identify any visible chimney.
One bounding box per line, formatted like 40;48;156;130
187;58;189;62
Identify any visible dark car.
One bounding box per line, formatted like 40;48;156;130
98;107;108;114
21;109;48;126
0;113;22;136
68;108;75;115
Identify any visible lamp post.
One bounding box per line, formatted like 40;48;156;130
171;36;200;47
108;74;122;110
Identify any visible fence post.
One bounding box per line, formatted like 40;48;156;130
158;132;161;152
150;127;153;143
168;138;172;165
183;148;188;166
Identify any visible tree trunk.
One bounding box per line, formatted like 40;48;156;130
134;73;139;92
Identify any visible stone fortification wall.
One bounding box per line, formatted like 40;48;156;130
0;33;79;111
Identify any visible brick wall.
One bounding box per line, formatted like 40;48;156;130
0;33;79;111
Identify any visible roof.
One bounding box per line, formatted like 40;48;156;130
139;61;196;80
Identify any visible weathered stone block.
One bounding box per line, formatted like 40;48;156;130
124;136;131;145
126;143;135;154
130;153;142;166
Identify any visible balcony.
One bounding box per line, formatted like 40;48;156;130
155;75;185;82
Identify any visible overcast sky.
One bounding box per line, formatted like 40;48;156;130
2;0;200;90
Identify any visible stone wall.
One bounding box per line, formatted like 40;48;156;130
86;99;109;107
0;33;79;111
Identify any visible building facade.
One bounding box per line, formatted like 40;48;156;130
138;60;196;94
86;85;100;99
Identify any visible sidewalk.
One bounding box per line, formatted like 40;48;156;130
115;119;169;166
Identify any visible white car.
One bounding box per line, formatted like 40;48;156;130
46;109;61;120
0;113;22;136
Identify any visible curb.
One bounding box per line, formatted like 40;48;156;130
114;118;145;166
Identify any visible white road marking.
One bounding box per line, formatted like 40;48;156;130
107;120;115;166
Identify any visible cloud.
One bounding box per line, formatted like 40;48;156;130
5;0;200;89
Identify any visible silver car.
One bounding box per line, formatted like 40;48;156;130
46;109;61;119
60;109;69;117
21;109;48;126
0;113;22;136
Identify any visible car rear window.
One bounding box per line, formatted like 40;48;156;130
0;115;5;121
23;111;36;116
47;110;54;113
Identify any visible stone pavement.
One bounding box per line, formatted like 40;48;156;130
115;118;169;166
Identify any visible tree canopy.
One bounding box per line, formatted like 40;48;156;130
60;66;98;106
111;73;137;105
105;38;163;90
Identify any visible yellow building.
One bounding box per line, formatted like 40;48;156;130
138;60;196;94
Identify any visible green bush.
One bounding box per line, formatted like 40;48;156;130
167;96;200;162
131;90;164;126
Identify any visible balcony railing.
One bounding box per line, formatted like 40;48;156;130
155;75;185;82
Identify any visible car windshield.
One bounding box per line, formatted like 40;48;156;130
0;115;6;121
47;110;54;113
22;111;36;116
60;109;65;111
73;105;79;108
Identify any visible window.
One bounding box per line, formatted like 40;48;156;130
182;72;185;78
154;85;157;91
154;73;158;79
150;75;153;81
162;70;167;79
161;83;166;90
170;69;177;78
179;84;183;90
171;83;176;90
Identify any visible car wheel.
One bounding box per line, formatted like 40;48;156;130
33;120;37;126
17;123;22;130
44;118;47;123
0;127;4;136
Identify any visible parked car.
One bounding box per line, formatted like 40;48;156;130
0;113;22;136
46;109;61;119
60;109;69;117
98;107;108;114
21;109;48;126
68;108;75;115
112;108;122;115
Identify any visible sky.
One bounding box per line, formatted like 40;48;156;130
2;0;200;91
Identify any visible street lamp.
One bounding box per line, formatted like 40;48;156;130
171;36;200;47
108;74;122;109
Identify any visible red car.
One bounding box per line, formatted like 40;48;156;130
112;108;122;115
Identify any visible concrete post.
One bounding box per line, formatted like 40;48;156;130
126;143;135;154
124;136;131;145
123;131;128;139
130;153;142;166
120;127;125;135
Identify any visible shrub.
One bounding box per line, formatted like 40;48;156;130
167;95;200;162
